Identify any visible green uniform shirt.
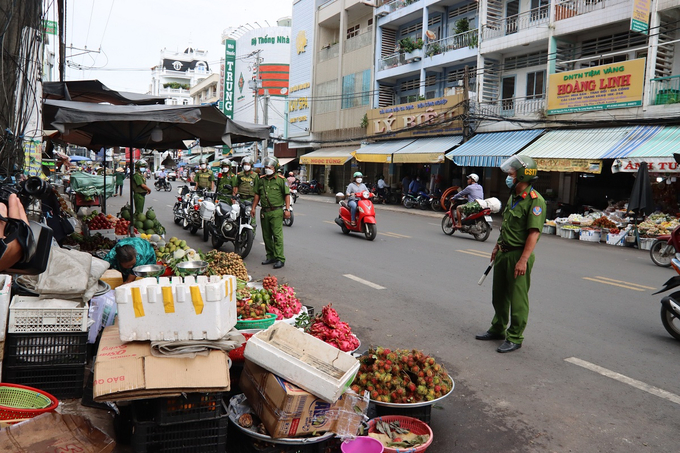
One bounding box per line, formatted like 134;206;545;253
257;174;290;208
131;172;146;194
498;186;546;247
216;171;236;194
237;171;260;199
115;172;125;185
195;169;214;189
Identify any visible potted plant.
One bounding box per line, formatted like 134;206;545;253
426;43;442;57
399;37;424;62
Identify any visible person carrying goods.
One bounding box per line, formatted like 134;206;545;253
453;173;484;229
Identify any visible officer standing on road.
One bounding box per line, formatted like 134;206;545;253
131;159;151;214
253;156;290;269
195;158;215;191
476;155;546;353
216;158;236;201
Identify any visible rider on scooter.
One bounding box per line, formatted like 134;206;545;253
157;166;167;189
346;172;368;226
453;173;484;229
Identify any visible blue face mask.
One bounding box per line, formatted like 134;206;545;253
505;175;515;189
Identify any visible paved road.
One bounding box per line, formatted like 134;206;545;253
106;189;680;452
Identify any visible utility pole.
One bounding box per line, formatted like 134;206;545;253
262;89;269;159
462;65;471;143
250;49;262;162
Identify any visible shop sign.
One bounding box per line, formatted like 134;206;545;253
534;158;602;174
23;139;42;176
252;35;290;46
42;20;57;35
299;156;347;165
631;0;651;34
366;95;464;139
547;59;645;115
223;39;236;118
612;158;680;173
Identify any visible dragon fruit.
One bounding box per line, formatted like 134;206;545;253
321;304;341;327
266;283;302;320
305;304;359;352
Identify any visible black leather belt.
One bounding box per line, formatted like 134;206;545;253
499;243;524;252
262;206;283;212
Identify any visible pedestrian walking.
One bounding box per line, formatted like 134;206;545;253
131;159;151;214
253;156;290;269
114;167;125;197
476;155;546;353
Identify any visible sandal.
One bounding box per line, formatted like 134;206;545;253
350;221;356;226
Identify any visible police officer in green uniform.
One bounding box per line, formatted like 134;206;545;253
476;155;546;353
195;158;215;191
216;158;236;202
131;159;151;214
234;156;259;226
253;156;290;269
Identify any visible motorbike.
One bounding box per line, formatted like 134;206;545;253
650;225;680;267
334;191;377;241
184;188;210;235
372;185;399;205
299;179;323;195
173;185;191;225
652;257;680;340
202;187;255;258
441;199;495;242
154;178;172;192
402;193;418;209
430;188;444;211
283;205;294;227
289;179;299;204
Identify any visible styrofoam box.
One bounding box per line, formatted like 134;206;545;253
0;275;11;340
607;232;626;246
639;238;655;251
244;322;360;403
115;275;237;342
579;229;601;242
8;295;88;333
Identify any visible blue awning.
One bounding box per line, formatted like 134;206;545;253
446;130;544;167
600;125;664;159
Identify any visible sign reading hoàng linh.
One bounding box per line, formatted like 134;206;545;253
547;59;646;115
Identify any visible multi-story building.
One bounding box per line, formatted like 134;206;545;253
190;73;220;106
150;47;212;105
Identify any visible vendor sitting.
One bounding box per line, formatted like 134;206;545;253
104;237;156;283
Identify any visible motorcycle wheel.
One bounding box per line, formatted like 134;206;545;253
182;216;190;230
431;199;444;211
211;233;224;250
474;222;492;242
650;240;673;267
388;193;400;205
419;199;430;210
190;225;199;234
165;183;172;192
661;305;680;341
364;223;377;241
441;215;455;235
174;217;181;225
403;198;414;209
299;186;309;195
235;229;255;258
283;211;294;227
203;224;210;242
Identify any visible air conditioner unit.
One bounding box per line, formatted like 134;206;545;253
377;11;388;17
412;56;421;62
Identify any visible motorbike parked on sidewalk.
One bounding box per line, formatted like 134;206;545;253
652;257;680;340
650;225;680;267
154;178;172;192
441;198;500;242
202;187;255;258
334;191;377;241
299;179;323;195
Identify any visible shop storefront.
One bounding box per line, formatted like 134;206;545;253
298;147;355;193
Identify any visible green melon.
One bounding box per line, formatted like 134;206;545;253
143;219;155;230
120;210;131;221
135;213;147;222
146;209;157;220
134;221;144;230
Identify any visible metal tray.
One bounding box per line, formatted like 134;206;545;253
369;374;455;408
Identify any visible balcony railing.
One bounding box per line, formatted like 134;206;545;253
483;5;550;40
478;96;546;117
424;29;478;57
378;48;425;71
555;0;628;21
318;43;340;63
345;27;373;53
650;75;680;105
378;0;419;14
159;87;190;95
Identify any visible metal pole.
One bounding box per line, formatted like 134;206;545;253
102;154;107;214
253;49;261;162
263;89;269;158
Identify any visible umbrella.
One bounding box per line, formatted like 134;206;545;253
67;155;92;162
627;162;655;246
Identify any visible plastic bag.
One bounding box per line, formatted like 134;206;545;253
88;290;116;344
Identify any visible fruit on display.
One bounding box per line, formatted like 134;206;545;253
351;347;452;403
297;304;359;352
236;285;270;320
591;216;617;229
73;232;117;252
638;213;680;237
205;250;249;280
119;205;165;235
262;275;277;291
115;219;136;235
86;212;115;230
369;419;430;449
267;284;302;320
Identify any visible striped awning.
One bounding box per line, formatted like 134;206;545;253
353;139;414;163
623;126;680;158
392;136;463;163
446;129;544;167
299;147;354;165
599;125;664;159
518;127;634;159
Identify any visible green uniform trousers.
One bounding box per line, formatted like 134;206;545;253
489;249;535;344
260;209;284;263
134;192;146;215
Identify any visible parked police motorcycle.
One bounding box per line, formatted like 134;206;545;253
184;188;210;235
202;186;255;258
653;256;680;341
173;185;191;225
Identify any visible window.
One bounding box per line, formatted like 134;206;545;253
501;76;515;110
347;24;360;40
526;71;545;99
504;51;548;70
341;70;371;109
183;99;189;105
368;18;373;26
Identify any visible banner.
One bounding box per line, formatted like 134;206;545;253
23;139;42;176
547;59;645;115
223;39;236;118
366;95;464;139
631;0;652;34
534;158;602;174
612;158;680;173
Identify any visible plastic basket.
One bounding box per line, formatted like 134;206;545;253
368;416;433;453
228;333;254;363
235;313;277;330
5;332;88;366
2;362;85;399
8;296;88;333
132;392;226;426
0;383;58;421
131;402;228;453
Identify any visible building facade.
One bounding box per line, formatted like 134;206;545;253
190;73;221;105
150;47;212;105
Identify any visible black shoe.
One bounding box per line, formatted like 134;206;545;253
262;258;276;265
497;341;522;353
273;261;284;269
475;331;505;341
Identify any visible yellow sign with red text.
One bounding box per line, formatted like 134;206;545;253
547;59;645;115
366;95;464;138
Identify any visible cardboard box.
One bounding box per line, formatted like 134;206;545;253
240;360;367;438
244;322;360;403
100;269;124;290
93;324;230;402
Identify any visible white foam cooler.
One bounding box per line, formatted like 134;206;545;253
115;274;237;342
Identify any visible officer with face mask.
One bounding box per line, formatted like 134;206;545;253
234;156;259;226
253;156;290;269
216;158;236;201
131;159;152;214
195;158;215;191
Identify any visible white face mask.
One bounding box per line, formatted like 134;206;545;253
200;164;206;169
243;165;251;171
222;167;229;173
139;167;147;172
355;178;363;184
265;168;275;176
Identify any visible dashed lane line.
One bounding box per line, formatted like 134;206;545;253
343;274;385;290
457;249;491;258
583;276;653;292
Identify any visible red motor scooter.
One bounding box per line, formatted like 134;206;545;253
334;191;377;241
650;224;680;267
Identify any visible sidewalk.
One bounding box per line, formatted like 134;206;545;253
298;193;444;219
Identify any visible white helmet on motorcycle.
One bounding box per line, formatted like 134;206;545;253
467;173;479;183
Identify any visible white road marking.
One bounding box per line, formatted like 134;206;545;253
167;205;173;208
323;221;336;225
343;274;385;290
428;223;440;226
565;357;680;405
457;249;491;258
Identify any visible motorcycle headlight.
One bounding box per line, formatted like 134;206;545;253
246;206;252;217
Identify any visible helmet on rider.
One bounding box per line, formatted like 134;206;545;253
353;171;363;179
500;156;538;183
289;171;294;177
160;165;165;170
135;159;147;169
467;173;479;183
262;156;279;170
230;161;239;170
